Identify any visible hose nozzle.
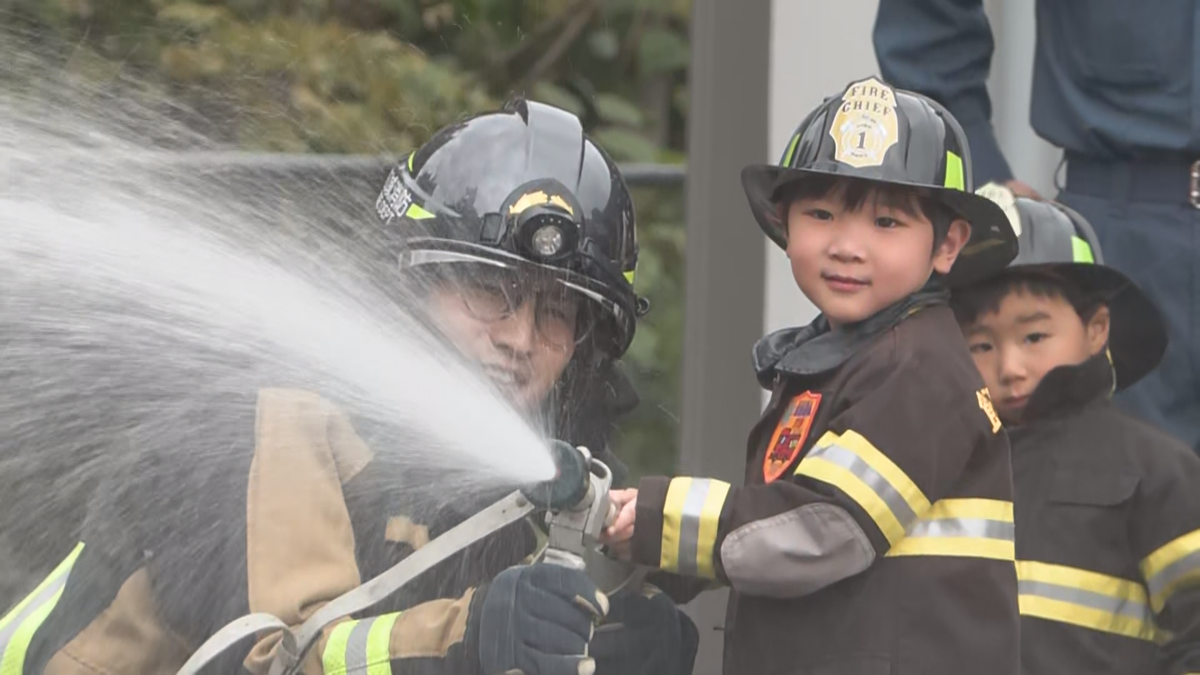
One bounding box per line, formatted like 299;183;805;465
521;440;591;511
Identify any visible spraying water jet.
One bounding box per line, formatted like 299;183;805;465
0;34;667;675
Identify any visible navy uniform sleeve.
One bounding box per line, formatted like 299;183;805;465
630;348;1003;598
873;0;1013;184
1132;435;1200;675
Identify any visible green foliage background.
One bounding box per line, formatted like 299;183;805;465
3;0;689;479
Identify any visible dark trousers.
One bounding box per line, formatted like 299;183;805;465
1060;156;1200;453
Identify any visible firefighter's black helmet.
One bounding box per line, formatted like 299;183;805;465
741;76;1018;288
971;183;1166;391
375;98;643;358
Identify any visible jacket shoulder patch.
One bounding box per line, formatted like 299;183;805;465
764;392;822;483
976;388;1002;433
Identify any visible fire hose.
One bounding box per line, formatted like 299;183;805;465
176;441;643;675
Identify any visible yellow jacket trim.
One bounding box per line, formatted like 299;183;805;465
1141;528;1200;613
0;542;85;675
885;499;1014;561
322;613;403;675
923;497;1013;522
796;430;930;545
660;477;731;578
1017;560;1160;642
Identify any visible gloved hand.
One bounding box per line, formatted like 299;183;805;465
590;585;699;675
476;563;609;675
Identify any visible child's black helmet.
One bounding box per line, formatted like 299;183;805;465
375;98;644;358
975;182;1166;390
741;76;1018;287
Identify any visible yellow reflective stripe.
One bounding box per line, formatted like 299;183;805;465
0;587;66;675
1017;560;1159;642
324;614;404;675
831;432;928;517
781;132;802;167
365;613;401;675
1141;528;1200;613
924;497;1013;522
1019;595;1158;642
888;536;1014;560
1071;235;1095;263
1020;560;1148;599
322;621;356;675
944;151;965;191
798;457;906;544
0;543;83;634
795;431;930;545
658;477;731;578
660;478;690;573
0;542;84;675
885;499;1015;561
695;481;731;579
404;203;435;220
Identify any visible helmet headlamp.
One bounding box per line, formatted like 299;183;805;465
531;223;566;257
515;205;579;262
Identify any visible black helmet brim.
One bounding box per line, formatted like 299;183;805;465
740;164;1018;288
1014;262;1166;391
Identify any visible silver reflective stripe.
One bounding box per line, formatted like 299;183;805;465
907;517;1014;542
0;568;71;653
342;617;377;674
1019;579;1153;623
806;443;916;529
676;480;717;577
1146;550;1200;603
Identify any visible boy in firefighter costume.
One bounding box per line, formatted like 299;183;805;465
954;185;1200;675
0;99;698;675
602;77;1022;675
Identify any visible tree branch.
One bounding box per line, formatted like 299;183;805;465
515;0;599;94
493;0;590;72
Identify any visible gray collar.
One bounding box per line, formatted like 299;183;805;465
752;282;950;388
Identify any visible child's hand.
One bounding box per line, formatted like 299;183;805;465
601;489;638;561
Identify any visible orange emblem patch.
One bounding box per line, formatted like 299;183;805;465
764;392;822;483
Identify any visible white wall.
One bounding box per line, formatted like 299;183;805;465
762;0;1059;391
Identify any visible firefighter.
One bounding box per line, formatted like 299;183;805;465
952;184;1200;674
0;99;698;675
601;77;1022;675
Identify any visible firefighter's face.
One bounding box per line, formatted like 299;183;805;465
785;188;970;328
427;266;582;412
963;289;1109;425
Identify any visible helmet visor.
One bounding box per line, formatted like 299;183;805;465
401;248;609;350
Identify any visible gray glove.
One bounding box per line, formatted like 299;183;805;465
476;563;609;675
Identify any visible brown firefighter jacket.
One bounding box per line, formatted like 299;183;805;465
631;290;1020;675
0;388;626;675
1010;353;1200;675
